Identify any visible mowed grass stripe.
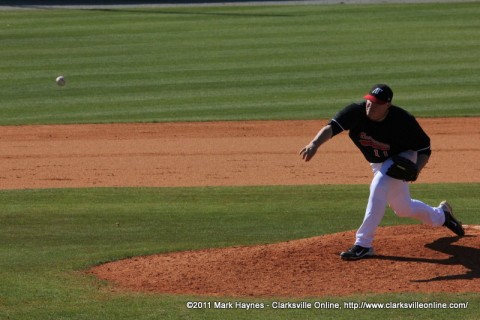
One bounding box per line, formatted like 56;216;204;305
1;3;479;124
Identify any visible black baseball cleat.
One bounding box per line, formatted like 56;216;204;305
340;245;374;260
440;200;465;237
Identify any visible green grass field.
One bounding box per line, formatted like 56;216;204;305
1;2;480;319
0;2;479;125
1;185;479;319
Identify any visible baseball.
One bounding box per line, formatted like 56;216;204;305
56;76;66;86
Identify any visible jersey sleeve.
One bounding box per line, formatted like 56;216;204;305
402;113;432;156
328;103;363;136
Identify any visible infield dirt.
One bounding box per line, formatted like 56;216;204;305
0;118;478;189
1;118;478;297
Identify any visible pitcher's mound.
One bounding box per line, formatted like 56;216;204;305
89;225;480;297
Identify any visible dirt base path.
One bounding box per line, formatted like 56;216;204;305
0;118;478;190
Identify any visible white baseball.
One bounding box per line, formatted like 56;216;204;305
56;76;66;86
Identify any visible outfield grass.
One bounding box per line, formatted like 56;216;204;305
0;2;479;125
0;184;479;319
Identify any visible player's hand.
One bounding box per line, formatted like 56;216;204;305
299;143;318;162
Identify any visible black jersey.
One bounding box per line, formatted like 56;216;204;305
328;102;431;163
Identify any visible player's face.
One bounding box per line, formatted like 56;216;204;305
366;100;390;121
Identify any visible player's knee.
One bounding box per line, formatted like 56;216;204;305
393;209;414;218
390;202;415;218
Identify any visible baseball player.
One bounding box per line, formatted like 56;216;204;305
299;84;465;260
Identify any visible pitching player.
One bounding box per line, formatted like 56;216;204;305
299;84;465;260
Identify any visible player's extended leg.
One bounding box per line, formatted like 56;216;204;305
384;150;444;226
387;182;444;226
387;182;465;236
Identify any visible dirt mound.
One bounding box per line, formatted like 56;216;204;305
89;225;480;297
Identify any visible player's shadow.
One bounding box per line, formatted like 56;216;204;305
373;235;479;282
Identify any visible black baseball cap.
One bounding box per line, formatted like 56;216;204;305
364;84;393;104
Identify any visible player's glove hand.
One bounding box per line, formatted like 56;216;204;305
386;155;419;181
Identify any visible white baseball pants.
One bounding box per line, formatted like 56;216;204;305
355;150;446;248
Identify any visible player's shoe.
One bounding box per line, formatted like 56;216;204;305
440;200;465;237
340;245;374;260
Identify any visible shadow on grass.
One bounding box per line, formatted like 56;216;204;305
3;0;301;17
2;0;299;4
